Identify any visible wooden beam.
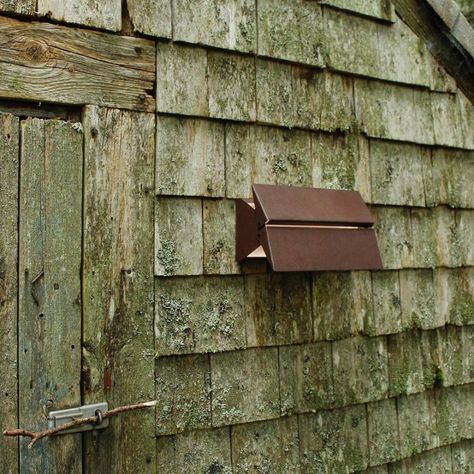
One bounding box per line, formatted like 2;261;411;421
0;15;155;111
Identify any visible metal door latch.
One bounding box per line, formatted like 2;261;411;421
47;402;109;435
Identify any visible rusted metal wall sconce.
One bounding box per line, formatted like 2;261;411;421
236;184;383;272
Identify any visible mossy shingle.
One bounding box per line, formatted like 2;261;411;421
173;0;256;53
313;271;371;341
208;51;256;121
156;116;225;197
367;398;400;466
279;342;333;414
231;417;300;473
388;330;424;397
156;43;208;116
203;199;240;275
244;272;312;347
257;0;325;67
332;335;389;405
155;197;203;276
397;391;439;458
368;271;402;337
157;427;232;474
299;405;369;473
211;347;280;426
155;354;211;435
155;276;245;355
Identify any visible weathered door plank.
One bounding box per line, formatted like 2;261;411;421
0;113;20;474
82;106;155;473
18;118;83;473
0;15;155;112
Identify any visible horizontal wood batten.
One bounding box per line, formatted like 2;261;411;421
0;15;155;111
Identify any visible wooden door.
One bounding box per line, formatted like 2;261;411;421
0;107;156;473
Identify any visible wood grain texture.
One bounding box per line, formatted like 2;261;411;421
313;132;370;199
225;123;312;199
126;0;172;37
431;91;464;148
370;140;428;207
0;113;19;474
398;391;438;458
0;16;155;111
313;271;371;341
244;272;312;347
317;0;395;22
391;444;453;472
369;271;402;337
203;199;240;275
459;91;474;149
37;0;122;32
156;42;209;116
332;335;389;405
18;118;83;473
208;50;256;121
355;78;435;145
0;0;35;14
82;106;155;473
155;198;203;276
173;0;256;52
155;116;225;198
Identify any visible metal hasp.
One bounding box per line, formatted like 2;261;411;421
47;402;109;435
236;184;383;272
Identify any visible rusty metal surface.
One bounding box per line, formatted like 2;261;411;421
236;199;260;262
260;226;383;272
252;184;374;228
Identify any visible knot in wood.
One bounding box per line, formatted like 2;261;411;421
23;40;49;63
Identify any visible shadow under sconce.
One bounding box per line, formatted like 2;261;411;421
236;184;383;272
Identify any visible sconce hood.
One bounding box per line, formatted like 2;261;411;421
236;184;383;272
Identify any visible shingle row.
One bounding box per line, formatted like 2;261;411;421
154;325;474;435
156;384;474;473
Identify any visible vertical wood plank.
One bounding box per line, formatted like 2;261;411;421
18;118;83;473
0;113;20;474
82;106;155;473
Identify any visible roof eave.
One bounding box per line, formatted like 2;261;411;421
392;0;474;103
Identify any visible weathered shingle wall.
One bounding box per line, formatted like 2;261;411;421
149;1;474;472
0;0;473;472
